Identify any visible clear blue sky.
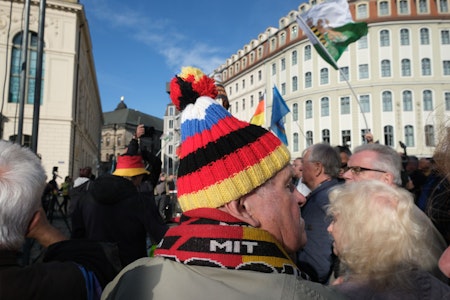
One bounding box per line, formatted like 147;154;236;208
81;0;303;119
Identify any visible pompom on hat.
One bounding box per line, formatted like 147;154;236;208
170;66;291;212
113;155;150;177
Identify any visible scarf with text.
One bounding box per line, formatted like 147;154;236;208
154;208;309;279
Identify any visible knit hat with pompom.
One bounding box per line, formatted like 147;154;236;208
170;66;290;212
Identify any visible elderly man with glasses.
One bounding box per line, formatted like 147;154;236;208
342;143;402;187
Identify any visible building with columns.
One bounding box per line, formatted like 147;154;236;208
212;0;450;158
0;0;102;182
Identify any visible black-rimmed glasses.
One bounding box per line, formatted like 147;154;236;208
344;166;387;175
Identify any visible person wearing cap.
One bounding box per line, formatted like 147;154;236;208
101;67;345;300
71;154;168;267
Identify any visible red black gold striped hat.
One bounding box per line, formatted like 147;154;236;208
170;66;290;211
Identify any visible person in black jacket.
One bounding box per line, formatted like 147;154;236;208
71;153;168;267
0;140;120;300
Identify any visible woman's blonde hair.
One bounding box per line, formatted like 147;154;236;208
328;180;445;286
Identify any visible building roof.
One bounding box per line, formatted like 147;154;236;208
103;99;163;131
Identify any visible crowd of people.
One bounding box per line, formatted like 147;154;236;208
0;66;449;299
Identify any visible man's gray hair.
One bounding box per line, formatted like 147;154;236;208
0;141;47;250
353;143;402;186
303;143;341;178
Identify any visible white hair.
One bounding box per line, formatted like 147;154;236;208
0;141;47;250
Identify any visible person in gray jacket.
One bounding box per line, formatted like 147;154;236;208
101;66;346;300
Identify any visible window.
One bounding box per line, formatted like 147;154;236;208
169;119;174;129
291;25;298;39
235;101;239;113
380;30;390;46
292;76;298;92
305;45;311;61
106;137;110;147
250;95;254;107
258;70;262;81
361;129;371;143
235;83;238;93
442;30;450;44
379;1;389;15
272;63;276;75
382;91;393;111
405;125;415;147
341;96;350;114
419;0;428;12
400;29;410;45
322;129;330;144
339;66;349;81
384;125;394;146
305;100;313;119
9;134;31;147
229;87;232;96
293;103;298;121
423;90;433;111
401;59;411;76
421;58;431;75
281;83;286;95
270;38;276;51
360;95;370;112
292;50;298;65
342;130;351;146
320;68;329;85
242;79;245;89
440;0;449;12
257;47;263;59
399;0;409;13
420;28;430;45
293;133;299;152
281;58;286;71
403;90;413;111
359;64;369;79
305;72;312;88
357;3;368;18
250;52;255;64
381;60;391;77
280;32;286;45
358;35;368;49
444;60;450;75
242;99;246;111
425;125;435;146
321;97;329;116
168;106;175;116
445;92;450;110
306;131;314;147
9;31;44;104
250;75;254;85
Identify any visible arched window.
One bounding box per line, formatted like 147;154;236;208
403;90;413;111
421;58;431;75
382;91;392;111
304;45;311;61
400;29;410;45
405;125;415;147
292;50;298;65
321;97;329;116
320;68;329;84
423;90;433;111
306;131;314;147
292;103;298;121
305;72;312;88
305;100;312;119
292;76;298;92
401;59;411;76
425;125;435;146
384;125;394;146
380;30;390;46
9;31;44;104
293;133;299;152
420;28;430;45
381;60;391;77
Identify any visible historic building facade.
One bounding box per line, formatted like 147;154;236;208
0;0;102;181
212;0;450;158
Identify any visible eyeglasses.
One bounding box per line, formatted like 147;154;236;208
344;166;387;175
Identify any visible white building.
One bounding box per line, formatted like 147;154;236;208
213;0;450;158
0;0;102;182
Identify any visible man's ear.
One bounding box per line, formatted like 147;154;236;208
26;210;41;235
223;197;260;228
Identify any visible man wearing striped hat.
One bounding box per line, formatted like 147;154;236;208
102;67;346;300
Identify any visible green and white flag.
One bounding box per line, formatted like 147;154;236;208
297;0;368;70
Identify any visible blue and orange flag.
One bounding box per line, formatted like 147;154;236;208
270;86;290;145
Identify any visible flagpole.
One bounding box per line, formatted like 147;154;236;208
297;14;369;131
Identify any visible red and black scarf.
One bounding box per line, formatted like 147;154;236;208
154;208;309;279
